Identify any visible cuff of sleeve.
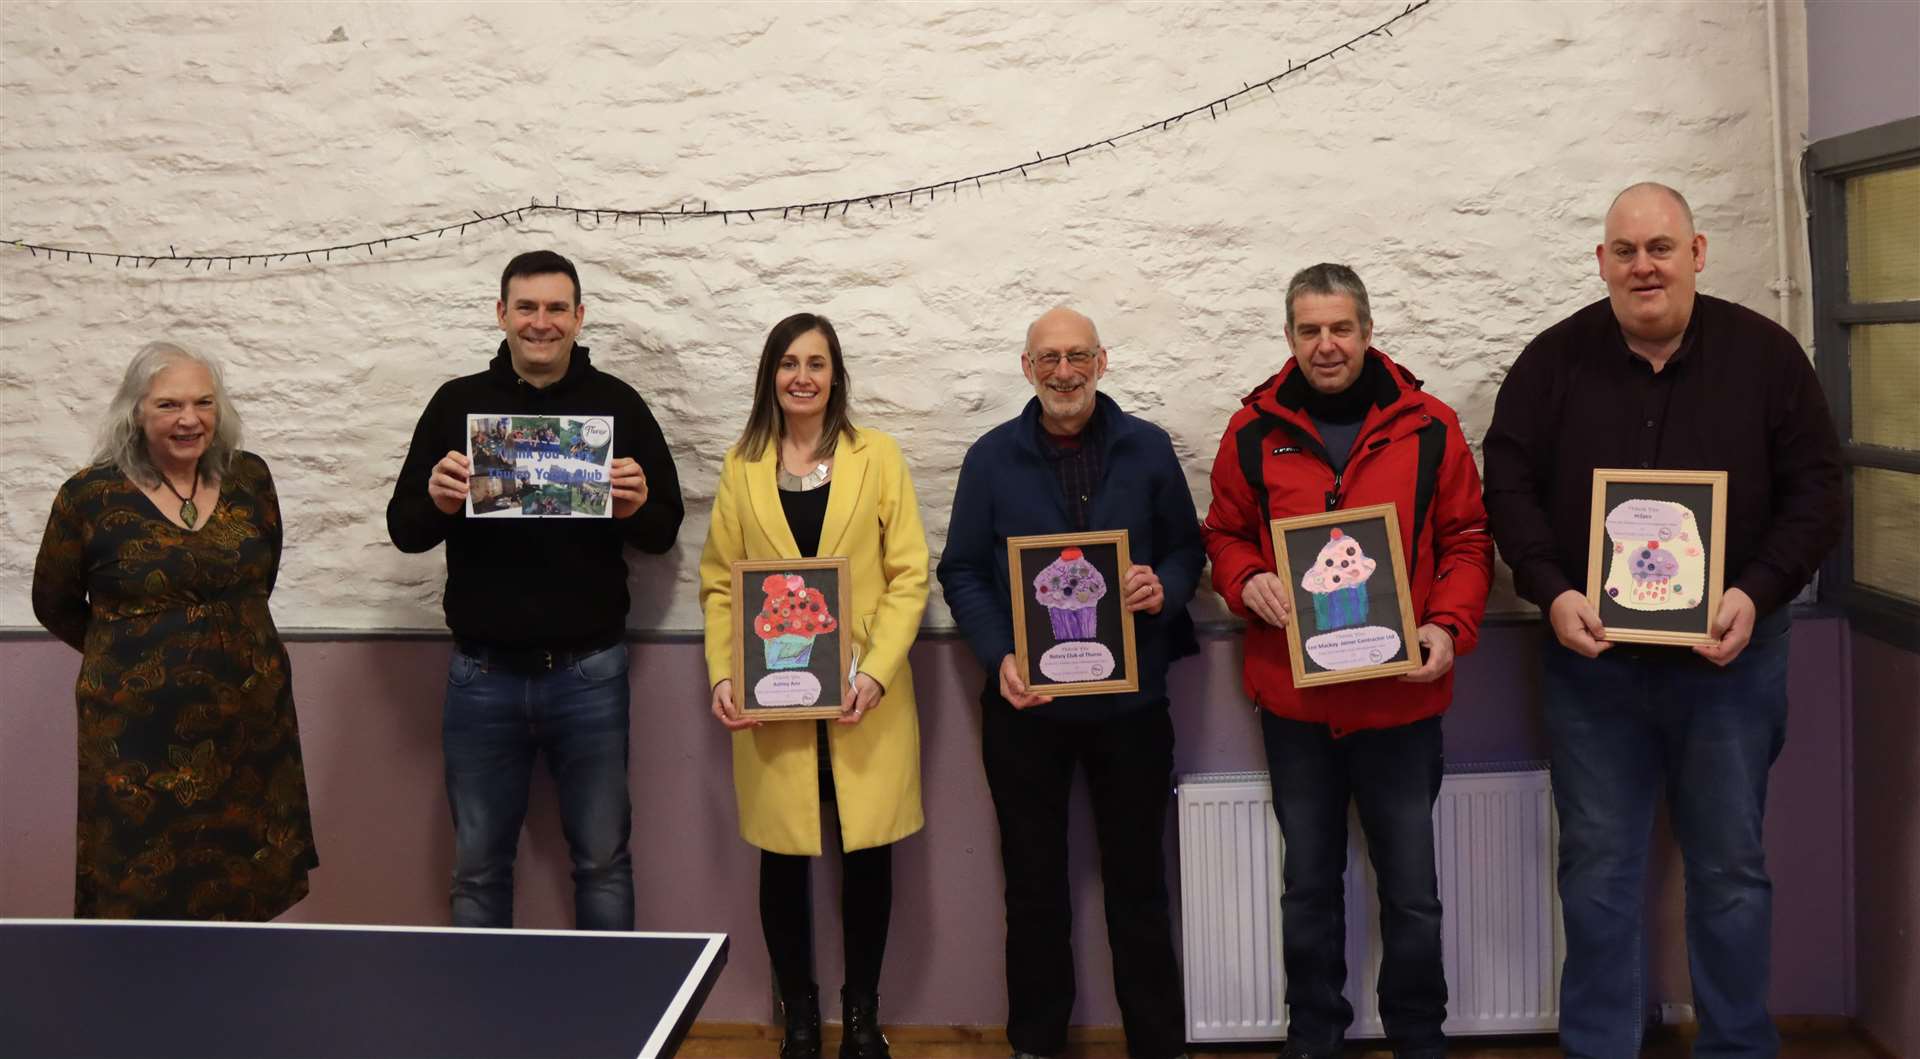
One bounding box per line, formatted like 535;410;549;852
1730;570;1786;619
1521;564;1577;613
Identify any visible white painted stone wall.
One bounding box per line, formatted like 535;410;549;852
0;1;1811;631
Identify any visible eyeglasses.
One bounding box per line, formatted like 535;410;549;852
1028;349;1100;372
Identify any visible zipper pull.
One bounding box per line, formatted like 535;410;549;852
1325;473;1343;511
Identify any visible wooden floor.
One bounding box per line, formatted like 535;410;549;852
680;1023;1884;1058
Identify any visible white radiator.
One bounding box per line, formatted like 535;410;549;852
1177;766;1562;1043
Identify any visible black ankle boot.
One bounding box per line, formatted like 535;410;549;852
779;984;821;1059
838;986;890;1059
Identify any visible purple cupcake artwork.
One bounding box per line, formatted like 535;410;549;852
1602;499;1706;611
1031;546;1117;684
1033;547;1106;640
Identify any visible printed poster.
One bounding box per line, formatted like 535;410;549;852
466;414;614;518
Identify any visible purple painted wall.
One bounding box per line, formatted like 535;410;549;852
1803;3;1919;1052
1851;631;1920;1058
0;619;1852;1027
1805;0;1920;140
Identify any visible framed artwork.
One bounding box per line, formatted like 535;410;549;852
1585;468;1728;646
1007;530;1140;698
1269;503;1423;688
729;557;852;721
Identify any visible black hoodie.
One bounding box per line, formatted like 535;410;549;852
387;342;684;648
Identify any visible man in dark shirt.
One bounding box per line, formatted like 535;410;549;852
387;250;684;930
1483;183;1842;1058
939;307;1202;1059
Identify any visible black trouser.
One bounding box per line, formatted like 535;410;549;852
981;693;1186;1059
761;727;895;1005
1260;712;1447;1057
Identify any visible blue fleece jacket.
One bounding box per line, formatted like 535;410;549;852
937;393;1203;721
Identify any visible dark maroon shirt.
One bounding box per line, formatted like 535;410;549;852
1483;293;1843;617
1038;414;1104;533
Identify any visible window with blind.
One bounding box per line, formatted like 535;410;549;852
1807;115;1920;647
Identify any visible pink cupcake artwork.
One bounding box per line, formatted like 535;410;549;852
1602;499;1706;611
1300;528;1377;631
1033;547;1106;640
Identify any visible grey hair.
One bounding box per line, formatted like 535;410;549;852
1284;263;1373;334
92;341;243;487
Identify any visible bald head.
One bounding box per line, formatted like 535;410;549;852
1606;182;1695;236
1021;305;1107;435
1025;306;1101;355
1598;182;1707;359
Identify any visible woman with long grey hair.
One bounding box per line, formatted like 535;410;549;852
32;340;317;920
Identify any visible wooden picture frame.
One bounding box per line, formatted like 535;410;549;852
1585;468;1729;646
1269;503;1423;688
729;557;853;720
1007;530;1140;698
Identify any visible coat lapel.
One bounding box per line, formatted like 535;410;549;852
744;443;802;559
818;430;870;559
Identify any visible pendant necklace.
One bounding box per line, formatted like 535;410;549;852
161;460;203;528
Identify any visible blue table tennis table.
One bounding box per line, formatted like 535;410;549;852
0;919;728;1059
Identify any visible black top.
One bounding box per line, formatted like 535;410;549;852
386;343;686;648
777;477;836;791
1301;362;1377;476
778;479;832;560
1482;294;1843;616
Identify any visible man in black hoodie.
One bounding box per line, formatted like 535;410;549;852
388;250;684;930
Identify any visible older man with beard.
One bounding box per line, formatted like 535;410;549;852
1484;183;1842;1058
939;307;1203;1059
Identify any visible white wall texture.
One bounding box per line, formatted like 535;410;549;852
0;0;1812;633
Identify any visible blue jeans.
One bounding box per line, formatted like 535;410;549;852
443;644;635;931
1260;712;1448;1058
1544;608;1791;1059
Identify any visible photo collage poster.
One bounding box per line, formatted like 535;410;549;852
466;414;614;518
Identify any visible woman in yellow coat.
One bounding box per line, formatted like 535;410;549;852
700;313;929;1059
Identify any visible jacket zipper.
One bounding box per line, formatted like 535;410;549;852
1274;406;1423;512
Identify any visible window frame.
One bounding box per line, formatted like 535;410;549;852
1805;115;1920;650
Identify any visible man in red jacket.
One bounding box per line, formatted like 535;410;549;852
1202;264;1493;1059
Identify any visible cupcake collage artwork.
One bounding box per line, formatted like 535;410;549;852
1586;470;1726;642
1601;498;1707;613
1273;504;1420;686
731;558;852;718
1011;532;1138;696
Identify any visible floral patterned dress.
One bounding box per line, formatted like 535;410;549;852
30;451;317;919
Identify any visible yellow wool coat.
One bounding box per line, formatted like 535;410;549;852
699;427;930;855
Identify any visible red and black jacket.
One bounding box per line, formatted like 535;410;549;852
1202;348;1493;736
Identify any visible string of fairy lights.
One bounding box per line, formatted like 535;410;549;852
4;1;1433;271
